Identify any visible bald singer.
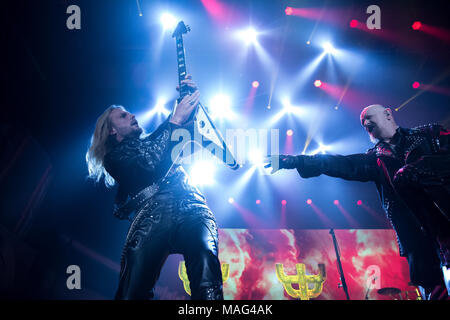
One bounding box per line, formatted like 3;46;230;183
265;105;450;300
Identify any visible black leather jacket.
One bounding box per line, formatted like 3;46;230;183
103;117;202;209
296;124;449;257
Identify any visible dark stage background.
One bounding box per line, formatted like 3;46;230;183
1;0;449;299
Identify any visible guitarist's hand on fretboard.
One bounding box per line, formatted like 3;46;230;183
176;74;197;98
169;89;200;126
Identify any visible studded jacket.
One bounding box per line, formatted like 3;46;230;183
296;124;449;256
103;117;202;209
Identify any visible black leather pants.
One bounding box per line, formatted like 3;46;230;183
115;191;223;300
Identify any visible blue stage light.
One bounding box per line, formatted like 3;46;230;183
237;27;259;45
248;149;264;167
189;161;216;186
154;98;171;115
322;42;336;54
160;13;177;30
310;143;331;155
208;94;234;120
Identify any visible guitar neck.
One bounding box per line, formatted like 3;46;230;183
175;35;189;101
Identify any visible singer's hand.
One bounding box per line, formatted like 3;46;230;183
264;155;303;174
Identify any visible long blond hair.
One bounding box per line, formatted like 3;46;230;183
86;105;124;187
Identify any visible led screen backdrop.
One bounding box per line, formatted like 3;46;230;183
154;229;420;300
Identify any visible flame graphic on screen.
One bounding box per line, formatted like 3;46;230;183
217;229;414;300
154;229;417;300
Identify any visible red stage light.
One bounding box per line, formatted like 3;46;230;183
412;21;422;30
314;80;322;88
286;129;293;136
307;199;312;205
285;7;293;15
333;200;339;205
252;81;259;88
412;81;420;89
350;19;358;28
256;199;261;205
357;200;362;206
281;200;287;206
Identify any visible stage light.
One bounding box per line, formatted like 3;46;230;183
334;200;339;205
334;106;339;110
307;199;312;205
252;81;260;88
310;143;331;155
154;98;170;115
281;98;291;109
160;13;177;30
322;42;336;54
238;27;259;45
350;19;358;28
228;197;234;204
286;129;293;136
209;94;233;120
357;200;362;206
281;200;287;206
306;40;311;45
248;149;264;166
256;199;261;205
412;81;420;89
314;80;322;88
139;98;171;122
318;144;330;154
412;21;422;30
285;7;293;16
281;98;303;114
189;161;216;186
267;97;308;126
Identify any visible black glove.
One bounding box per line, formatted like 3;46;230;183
264;155;304;174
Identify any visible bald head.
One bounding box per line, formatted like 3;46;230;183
360;104;399;143
360;105;387;125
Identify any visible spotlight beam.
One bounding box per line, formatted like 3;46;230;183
289;51;326;94
135;0;142;16
306;6;326;44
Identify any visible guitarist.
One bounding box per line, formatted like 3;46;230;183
86;76;224;300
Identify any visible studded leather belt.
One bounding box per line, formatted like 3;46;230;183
113;183;160;220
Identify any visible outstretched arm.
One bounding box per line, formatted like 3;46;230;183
265;153;379;182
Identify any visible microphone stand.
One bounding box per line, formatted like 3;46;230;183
329;229;350;300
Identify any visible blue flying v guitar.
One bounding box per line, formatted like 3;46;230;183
172;21;239;170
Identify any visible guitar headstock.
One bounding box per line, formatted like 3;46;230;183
172;21;190;38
